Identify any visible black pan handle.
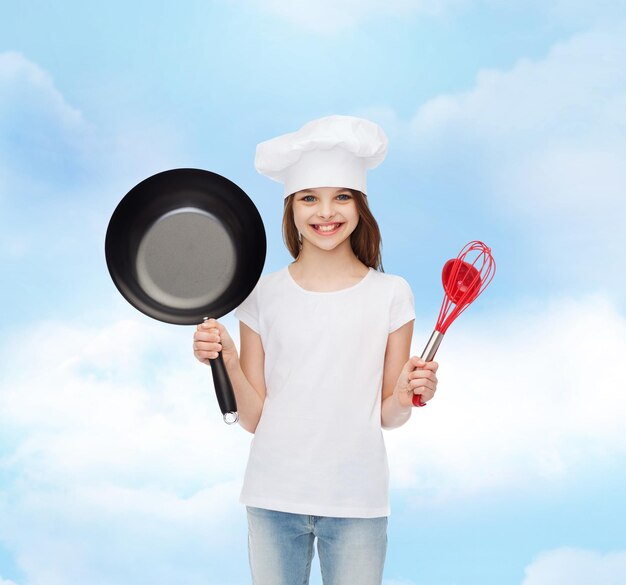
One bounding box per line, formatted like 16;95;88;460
209;353;239;424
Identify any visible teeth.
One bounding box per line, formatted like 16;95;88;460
315;223;340;232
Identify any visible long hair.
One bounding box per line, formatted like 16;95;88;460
282;189;384;271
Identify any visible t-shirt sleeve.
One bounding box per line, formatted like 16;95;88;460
234;281;261;334
389;276;416;333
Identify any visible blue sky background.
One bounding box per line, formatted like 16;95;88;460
1;1;626;584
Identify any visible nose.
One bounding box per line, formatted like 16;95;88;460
317;199;336;219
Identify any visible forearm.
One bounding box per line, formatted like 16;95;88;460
381;391;412;430
225;358;265;433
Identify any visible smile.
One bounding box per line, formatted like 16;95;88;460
310;223;343;235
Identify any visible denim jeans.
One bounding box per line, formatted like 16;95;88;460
246;506;387;585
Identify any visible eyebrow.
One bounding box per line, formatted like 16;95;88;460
298;188;351;195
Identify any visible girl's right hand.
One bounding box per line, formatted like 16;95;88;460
193;318;238;367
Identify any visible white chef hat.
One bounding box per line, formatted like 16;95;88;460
255;115;388;198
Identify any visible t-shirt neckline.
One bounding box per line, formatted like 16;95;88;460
285;265;373;295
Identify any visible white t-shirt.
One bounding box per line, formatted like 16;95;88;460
234;266;415;518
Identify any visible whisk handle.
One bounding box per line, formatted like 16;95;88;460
412;330;444;407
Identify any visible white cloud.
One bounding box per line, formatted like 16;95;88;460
0;51;87;133
0;50;184;195
1;481;247;585
404;24;626;292
0;51;93;192
410;25;626;214
0;315;249;489
522;548;626;585
0;51;90;263
0;314;251;584
0;578;19;585
0;51;186;263
385;293;626;501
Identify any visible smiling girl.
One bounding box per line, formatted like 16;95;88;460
193;115;438;585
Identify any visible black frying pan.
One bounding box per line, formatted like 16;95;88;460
105;168;266;424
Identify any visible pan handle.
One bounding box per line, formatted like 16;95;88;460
209;353;239;424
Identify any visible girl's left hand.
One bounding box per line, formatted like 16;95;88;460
393;356;439;408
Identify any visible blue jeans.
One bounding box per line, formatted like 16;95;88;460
246;506;388;585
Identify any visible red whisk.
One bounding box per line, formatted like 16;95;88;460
413;240;496;407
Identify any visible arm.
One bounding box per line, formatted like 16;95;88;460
193;319;266;434
233;322;267;433
381;320;414;430
381;320;440;430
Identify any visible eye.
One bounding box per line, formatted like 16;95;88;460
300;194;316;202
336;193;352;201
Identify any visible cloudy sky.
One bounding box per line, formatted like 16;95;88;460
1;1;626;584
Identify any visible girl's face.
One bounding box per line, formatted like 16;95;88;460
292;186;360;253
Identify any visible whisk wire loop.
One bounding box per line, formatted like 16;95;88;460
436;240;495;334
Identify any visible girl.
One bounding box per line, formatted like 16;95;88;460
193;115;438;585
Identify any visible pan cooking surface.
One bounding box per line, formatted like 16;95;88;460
135;207;236;310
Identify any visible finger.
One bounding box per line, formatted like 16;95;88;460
208;321;229;340
410;378;436;393
411;377;436;392
196;351;220;361
195;346;221;358
195;340;222;350
403;356;427;376
422;361;439;372
412;361;438;372
194;332;221;344
416;388;435;402
410;380;436;398
408;370;438;384
409;356;426;368
193;341;222;353
408;368;437;378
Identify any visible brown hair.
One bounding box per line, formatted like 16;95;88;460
282;189;384;271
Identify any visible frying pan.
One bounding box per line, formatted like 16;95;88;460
105;168;266;424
